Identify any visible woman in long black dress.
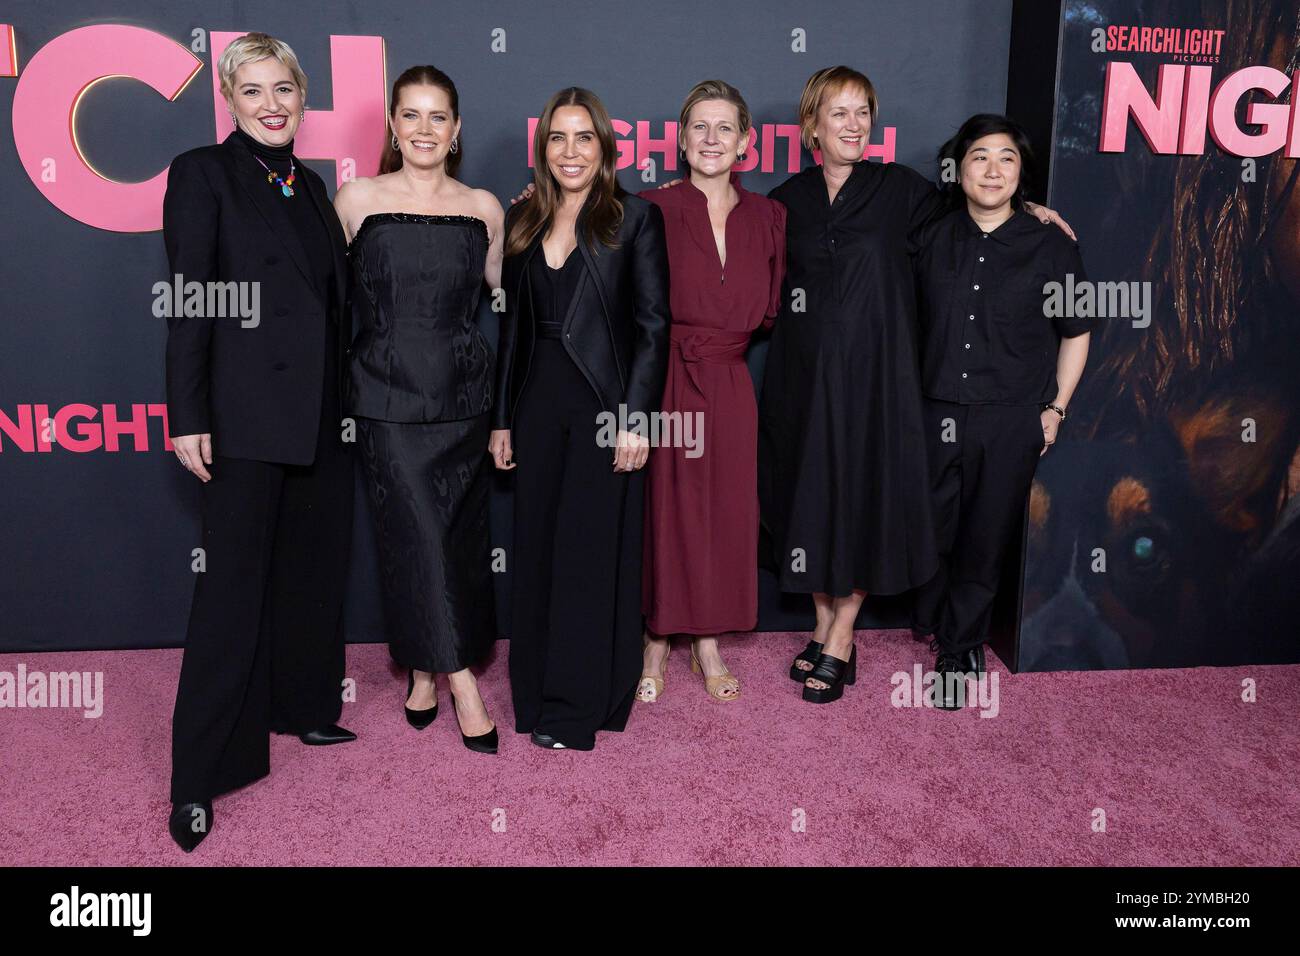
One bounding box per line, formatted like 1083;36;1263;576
334;66;503;752
763;66;1071;703
489;87;670;751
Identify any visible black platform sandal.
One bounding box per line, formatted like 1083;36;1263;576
801;646;857;704
788;639;825;681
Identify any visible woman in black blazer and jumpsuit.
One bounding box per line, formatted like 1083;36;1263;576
490;88;670;751
162;33;354;852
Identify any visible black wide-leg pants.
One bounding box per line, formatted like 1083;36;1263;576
508;337;644;750
914;399;1044;657
170;395;353;803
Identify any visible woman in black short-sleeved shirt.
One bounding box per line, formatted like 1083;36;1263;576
911;113;1092;707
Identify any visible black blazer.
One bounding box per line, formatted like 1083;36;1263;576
162;132;349;466
492;191;671;431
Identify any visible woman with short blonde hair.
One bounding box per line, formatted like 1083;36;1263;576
795;65;876;150
677;79;753;142
637;79;785;705
164;31;356;852
216;31;309;105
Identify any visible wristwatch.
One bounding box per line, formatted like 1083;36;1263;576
1044;403;1066;421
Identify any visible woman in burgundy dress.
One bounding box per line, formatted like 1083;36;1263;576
637;80;786;703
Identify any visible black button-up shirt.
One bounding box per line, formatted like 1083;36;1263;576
913;208;1090;405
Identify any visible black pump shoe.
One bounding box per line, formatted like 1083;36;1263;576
298;723;357;745
461;725;499;755
801;645;857;704
788;639;826;681
450;688;497;754
404;670;439;730
168;801;213;853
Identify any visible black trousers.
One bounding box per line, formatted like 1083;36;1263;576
913;399;1044;657
170;392;353;803
508;337;644;750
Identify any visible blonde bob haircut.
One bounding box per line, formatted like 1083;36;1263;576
797;65;878;151
677;79;753;149
217;32;309;105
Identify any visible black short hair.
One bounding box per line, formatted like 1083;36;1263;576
936;113;1036;210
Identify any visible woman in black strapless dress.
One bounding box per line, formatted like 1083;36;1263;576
348;212;496;684
336;65;504;753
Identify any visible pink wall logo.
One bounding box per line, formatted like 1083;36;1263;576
4;22;899;234
7;24;386;233
1099;62;1300;157
0;404;174;453
524;118;896;173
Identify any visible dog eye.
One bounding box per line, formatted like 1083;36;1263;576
1132;535;1155;561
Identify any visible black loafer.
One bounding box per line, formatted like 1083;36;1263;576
168;801;213;853
934;652;971;711
298;723;357;746
962;644;987;677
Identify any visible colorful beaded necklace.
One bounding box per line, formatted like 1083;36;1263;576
252;153;296;197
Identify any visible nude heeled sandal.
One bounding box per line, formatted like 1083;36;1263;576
636;641;671;703
691;650;741;702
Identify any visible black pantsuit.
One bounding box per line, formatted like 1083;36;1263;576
509;338;645;747
170;385;351;802
494;192;671;751
912;399;1042;656
163;129;353;803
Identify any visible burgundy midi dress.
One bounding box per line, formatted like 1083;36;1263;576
640;175;786;634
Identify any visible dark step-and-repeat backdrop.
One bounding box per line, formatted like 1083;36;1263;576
2;0;1296;670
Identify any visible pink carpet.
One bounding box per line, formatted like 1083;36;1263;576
2;630;1296;866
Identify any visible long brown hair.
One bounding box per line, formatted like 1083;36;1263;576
379;65;462;177
505;87;623;256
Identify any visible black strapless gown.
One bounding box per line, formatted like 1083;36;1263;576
348;213;496;673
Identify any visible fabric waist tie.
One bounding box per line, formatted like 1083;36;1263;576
669;326;751;404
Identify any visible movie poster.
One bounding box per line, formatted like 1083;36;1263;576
1022;0;1300;668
